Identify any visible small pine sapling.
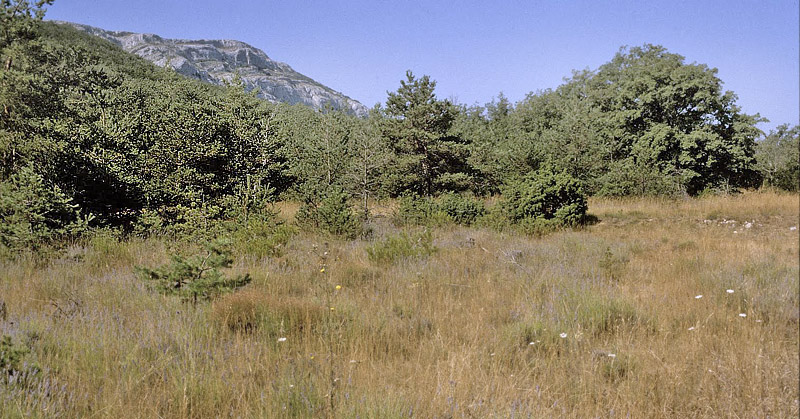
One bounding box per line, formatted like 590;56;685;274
136;239;250;303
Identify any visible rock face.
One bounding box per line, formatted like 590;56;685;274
59;21;368;116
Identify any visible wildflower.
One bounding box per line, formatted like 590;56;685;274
733;230;738;234
607;353;616;358
790;226;797;231
289;384;294;388
529;342;535;346
745;222;752;229
277;337;287;342
320;268;325;273
726;289;734;294
330;307;335;311
688;326;696;331
695;295;703;299
739;313;747;318
335;285;342;290
490;352;495;357
559;333;568;339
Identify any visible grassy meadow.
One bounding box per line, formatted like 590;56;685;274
1;191;798;417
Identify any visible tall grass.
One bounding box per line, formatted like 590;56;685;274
1;191;797;417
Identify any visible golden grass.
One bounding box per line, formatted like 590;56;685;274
1;191;797;417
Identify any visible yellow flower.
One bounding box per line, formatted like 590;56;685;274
335;285;342;290
330;307;335;311
320;268;325;273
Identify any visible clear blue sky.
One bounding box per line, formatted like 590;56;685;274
46;0;798;132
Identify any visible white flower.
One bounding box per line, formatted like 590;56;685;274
277;337;287;342
733;231;739;234
529;342;535;345
559;333;568;339
607;353;616;358
739;313;747;318
726;289;734;294
695;295;703;299
790;226;797;231
745;222;752;229
688;326;696;331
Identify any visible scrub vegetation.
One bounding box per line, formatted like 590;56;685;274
1;1;798;417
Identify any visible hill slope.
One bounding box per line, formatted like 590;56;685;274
56;21;368;116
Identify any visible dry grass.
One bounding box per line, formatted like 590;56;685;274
1;191;798;417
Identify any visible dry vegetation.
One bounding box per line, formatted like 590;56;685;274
1;192;798;417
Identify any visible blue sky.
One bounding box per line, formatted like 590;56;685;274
46;0;798;132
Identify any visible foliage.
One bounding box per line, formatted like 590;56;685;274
394;193;444;226
755;124;799;192
383;71;472;196
500;168;588;229
435;192;485;225
0;334;29;378
135;238;251;302
231;218;296;259
0;166;90;255
296;186;362;239
366;229;436;264
395;192;484;226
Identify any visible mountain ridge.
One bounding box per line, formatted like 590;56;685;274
55;21;368;116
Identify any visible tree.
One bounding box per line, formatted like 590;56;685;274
586;44;762;195
755;124;799;191
383;71;469;196
347;106;389;219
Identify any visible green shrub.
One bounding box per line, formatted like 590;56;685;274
395;192;484;226
0;166;91;256
435;193;485;225
1;335;29;379
1;334;39;388
133;203;226;241
755;124;799;192
232;219;296;259
296;187;362;239
135;238;250;303
366;230;436;264
500;168;588;228
394;193;444;226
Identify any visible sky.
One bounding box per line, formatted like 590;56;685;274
45;0;798;133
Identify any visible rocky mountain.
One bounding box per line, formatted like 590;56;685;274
57;21;368;116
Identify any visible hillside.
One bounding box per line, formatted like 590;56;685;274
55;21;368;116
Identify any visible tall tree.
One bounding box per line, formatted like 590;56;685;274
347;106;389;219
383;71;469;196
587;44;762;195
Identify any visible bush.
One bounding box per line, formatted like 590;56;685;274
0;166;91;256
435;193;485;225
366;230;436;264
135;238;250;303
395;192;484;226
755;124;799;192
394;193;443;226
231;219;296;259
296;187;362;239
500;168;588;228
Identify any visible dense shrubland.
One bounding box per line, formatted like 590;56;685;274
2;1;794;254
